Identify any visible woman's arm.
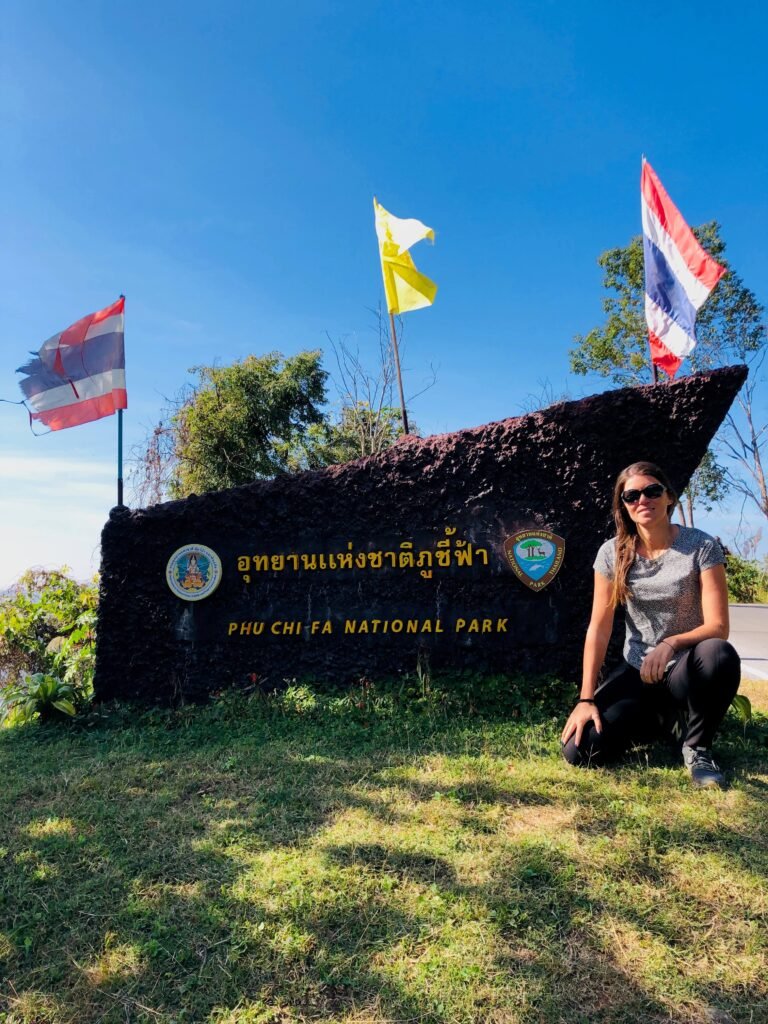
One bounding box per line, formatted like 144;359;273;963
639;564;729;683
581;571;616;697
561;571;615;746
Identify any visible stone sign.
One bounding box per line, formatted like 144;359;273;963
94;366;746;703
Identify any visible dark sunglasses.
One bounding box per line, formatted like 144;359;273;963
621;483;666;504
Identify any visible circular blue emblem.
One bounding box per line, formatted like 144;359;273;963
166;544;222;601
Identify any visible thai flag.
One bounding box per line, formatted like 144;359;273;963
17;296;127;431
641;159;725;378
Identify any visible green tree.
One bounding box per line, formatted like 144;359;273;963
282;403;408;471
133;351;329;502
319;312;432;463
569;222;764;384
570;222;766;524
679;448;729;529
328;401;409;462
0;568;97;693
131;324;427;504
312;315;431;466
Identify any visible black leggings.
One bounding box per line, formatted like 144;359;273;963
562;638;741;767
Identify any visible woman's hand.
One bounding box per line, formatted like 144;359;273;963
639;642;674;684
561;702;602;747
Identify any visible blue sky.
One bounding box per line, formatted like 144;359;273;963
1;1;766;587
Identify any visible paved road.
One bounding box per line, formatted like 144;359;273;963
730;604;768;681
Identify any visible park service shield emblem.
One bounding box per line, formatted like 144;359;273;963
503;530;565;592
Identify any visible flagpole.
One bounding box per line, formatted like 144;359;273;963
650;350;658;385
117;293;125;506
388;311;410;435
642;156;657;385
117;409;124;506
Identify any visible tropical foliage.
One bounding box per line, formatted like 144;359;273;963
0;671;79;725
0;568;97;721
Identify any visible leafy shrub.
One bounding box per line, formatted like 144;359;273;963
279;683;321;716
726;554;768;603
0;672;79;726
0;568;98;708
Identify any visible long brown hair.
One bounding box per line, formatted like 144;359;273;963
610;461;677;608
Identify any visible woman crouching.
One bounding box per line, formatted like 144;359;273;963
561;461;741;788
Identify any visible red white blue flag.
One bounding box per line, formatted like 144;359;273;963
641;159;725;378
17;296;127;431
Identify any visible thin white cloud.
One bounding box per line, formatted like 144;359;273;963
0;515;104;588
0;492;112;518
0;454;114;483
0;451;116;588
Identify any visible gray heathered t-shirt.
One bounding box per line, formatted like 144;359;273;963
593;526;725;669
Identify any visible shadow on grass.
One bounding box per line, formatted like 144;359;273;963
0;702;766;1023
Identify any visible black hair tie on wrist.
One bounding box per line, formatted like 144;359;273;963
577;698;596;705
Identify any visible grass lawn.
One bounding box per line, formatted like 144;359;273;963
1;683;766;1024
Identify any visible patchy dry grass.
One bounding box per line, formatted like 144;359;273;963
0;687;766;1023
738;677;768;715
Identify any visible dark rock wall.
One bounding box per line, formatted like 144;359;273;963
95;366;747;703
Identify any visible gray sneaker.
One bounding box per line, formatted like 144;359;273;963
682;745;725;789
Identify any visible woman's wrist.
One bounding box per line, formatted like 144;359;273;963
658;638;676;653
577;697;596;705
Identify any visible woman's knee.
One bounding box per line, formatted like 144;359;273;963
561;738;583;766
674;638;741;706
692;638;740;680
562;741;606;768
561;725;605;768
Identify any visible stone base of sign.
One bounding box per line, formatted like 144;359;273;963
95;366;747;704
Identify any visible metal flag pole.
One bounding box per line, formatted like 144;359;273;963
117;293;125;506
641;155;659;386
117;408;124;506
650;351;659;385
388;310;410;436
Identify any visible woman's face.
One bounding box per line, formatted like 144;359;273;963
620;473;672;530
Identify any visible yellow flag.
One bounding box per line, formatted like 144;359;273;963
373;198;438;315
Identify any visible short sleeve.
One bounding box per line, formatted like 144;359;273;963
696;533;725;573
593;539;615;580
